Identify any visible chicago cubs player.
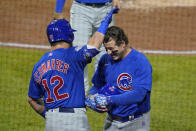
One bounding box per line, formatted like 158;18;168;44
27;8;119;131
86;26;152;131
70;0;121;94
53;0;120;94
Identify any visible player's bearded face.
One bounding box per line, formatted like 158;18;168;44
104;39;125;61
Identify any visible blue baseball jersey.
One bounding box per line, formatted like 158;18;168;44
91;48;152;117
28;45;99;110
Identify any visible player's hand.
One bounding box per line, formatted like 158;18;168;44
85;97;96;109
53;12;65;20
113;0;120;9
85;97;107;113
104;7;119;23
97;7;119;34
94;94;112;108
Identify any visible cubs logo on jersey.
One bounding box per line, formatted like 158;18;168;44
117;73;132;91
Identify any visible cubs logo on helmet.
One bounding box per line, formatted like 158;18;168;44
117;73;132;91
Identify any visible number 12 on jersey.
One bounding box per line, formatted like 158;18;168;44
42;75;69;103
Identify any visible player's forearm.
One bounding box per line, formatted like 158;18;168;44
87;32;104;49
109;87;147;105
28;97;45;115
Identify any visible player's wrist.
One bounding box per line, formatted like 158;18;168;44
53;12;65;20
40;106;46;118
106;96;112;105
40;109;46;118
88;93;98;99
97;25;108;35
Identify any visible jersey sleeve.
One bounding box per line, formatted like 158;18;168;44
28;70;43;99
133;56;152;91
89;55;107;95
75;45;100;64
109;86;147;105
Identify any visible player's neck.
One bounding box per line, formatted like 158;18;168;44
122;46;131;59
51;42;71;50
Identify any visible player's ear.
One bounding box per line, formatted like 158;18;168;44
121;40;126;48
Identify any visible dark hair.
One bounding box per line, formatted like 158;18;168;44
103;26;129;46
50;40;72;47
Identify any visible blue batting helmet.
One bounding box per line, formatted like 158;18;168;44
47;19;75;44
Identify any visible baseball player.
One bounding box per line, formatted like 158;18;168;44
86;26;152;131
27;8;119;131
70;0;121;94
